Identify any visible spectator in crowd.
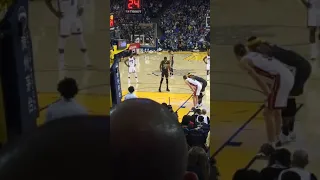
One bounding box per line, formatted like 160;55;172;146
280;171;301;180
159;0;210;51
260;148;291;180
197;109;210;124
0;115;109;179
279;149;317;180
233;169;261;180
187;146;210;180
110;98;199;180
124;86;137;100
45;77;87;123
186;124;207;150
197;116;210;135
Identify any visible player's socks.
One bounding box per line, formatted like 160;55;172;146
310;43;318;60
159;78;163;92
134;73;138;83
58;49;65;69
76;34;91;66
166;79;170;91
58;36;67;69
81;48;91;67
128;76;131;84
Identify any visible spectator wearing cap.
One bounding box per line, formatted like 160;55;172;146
124;86;137;100
278;149;317;180
45;78;87;123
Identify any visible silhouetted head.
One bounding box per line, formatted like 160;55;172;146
183;75;188;80
57;77;78;100
128;86;135;93
271;148;291;167
292;149;309;168
233;43;248;60
110;98;191;180
0;115;109;179
164;57;167;60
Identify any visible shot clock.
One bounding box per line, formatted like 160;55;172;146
125;0;142;14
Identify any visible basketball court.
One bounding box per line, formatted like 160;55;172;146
119;52;210;122
29;0;109;125
210;0;320;179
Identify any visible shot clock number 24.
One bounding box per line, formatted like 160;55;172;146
125;0;142;14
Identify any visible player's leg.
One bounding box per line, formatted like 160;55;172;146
165;71;170;91
72;18;91;67
58;18;70;69
159;71;164;92
170;61;174;76
128;67;132;84
196;84;202;107
308;10;317;60
133;68;138;83
274;76;294;147
284;98;297;140
264;99;276;146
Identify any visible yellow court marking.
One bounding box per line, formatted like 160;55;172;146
37;93;110;125
183;52;207;61
210;101;264;180
122;91;193;122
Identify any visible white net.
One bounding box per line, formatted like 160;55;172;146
127;23;157;48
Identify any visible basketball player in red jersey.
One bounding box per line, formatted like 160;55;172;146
234;43;294;147
169;50;174;76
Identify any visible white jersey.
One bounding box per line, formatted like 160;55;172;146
128;57;136;67
57;0;79;18
243;52;293;81
186;78;201;87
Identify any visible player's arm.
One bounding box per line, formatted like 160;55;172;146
124;59;129;67
45;0;63;18
159;61;163;71
239;58;270;96
185;81;196;91
203;57;207;64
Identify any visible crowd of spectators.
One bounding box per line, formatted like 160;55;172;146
159;0;210;51
231;144;316;180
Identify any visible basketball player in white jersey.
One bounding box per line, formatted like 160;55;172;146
45;0;91;69
124;55;138;84
301;0;320;60
233;43;294;147
203;52;210;81
183;75;202;108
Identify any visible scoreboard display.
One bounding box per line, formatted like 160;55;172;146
125;0;142;14
110;14;114;30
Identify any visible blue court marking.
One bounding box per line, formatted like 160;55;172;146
211;105;264;158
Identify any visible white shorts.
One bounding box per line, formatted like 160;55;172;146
194;84;202;96
308;10;320;26
206;64;210;71
128;67;136;73
59;17;83;36
266;75;294;109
